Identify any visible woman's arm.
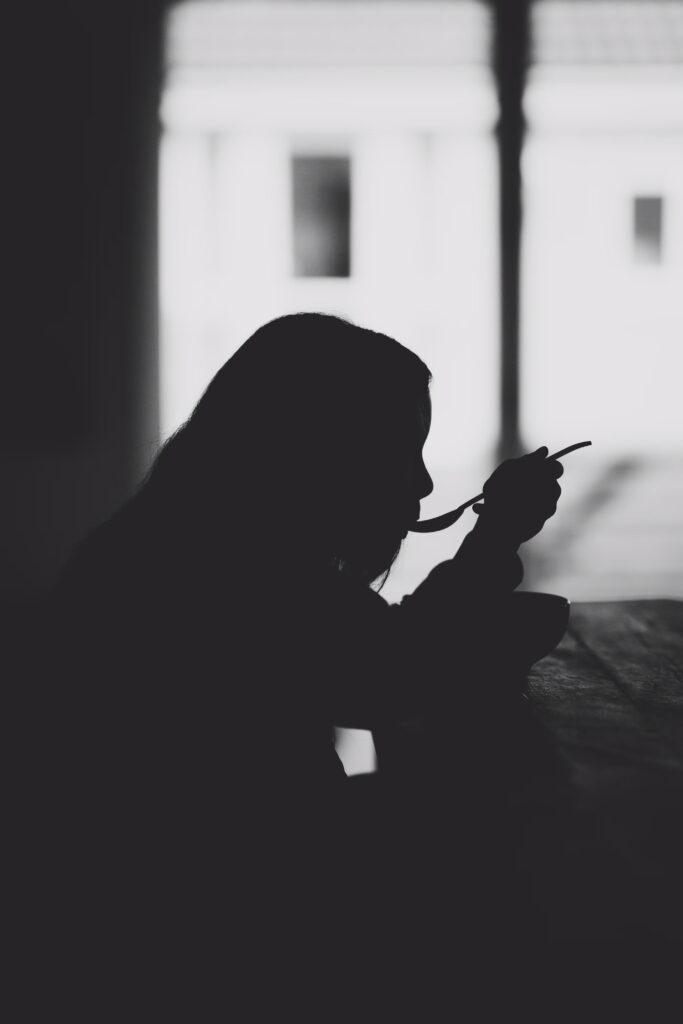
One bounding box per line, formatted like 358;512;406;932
308;519;522;729
313;450;563;728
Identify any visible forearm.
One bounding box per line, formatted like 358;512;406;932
455;515;524;592
312;523;523;728
404;517;523;626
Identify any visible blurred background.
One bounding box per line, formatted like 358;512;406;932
4;1;683;772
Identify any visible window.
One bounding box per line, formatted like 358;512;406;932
633;196;664;265
292;156;351;277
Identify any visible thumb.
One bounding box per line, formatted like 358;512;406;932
472;503;484;515
533;446;549;458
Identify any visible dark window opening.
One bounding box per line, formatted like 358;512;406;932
633;196;664;265
292;156;351;277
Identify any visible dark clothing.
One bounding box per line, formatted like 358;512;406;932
18;499;525;1015
49;500;523;809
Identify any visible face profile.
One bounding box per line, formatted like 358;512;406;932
147;312;434;585
338;389;434;580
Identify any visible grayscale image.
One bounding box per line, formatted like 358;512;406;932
5;2;683;1019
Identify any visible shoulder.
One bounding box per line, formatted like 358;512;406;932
303;565;391;615
53;494;158;621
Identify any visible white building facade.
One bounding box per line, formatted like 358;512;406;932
523;5;683;454
160;1;499;478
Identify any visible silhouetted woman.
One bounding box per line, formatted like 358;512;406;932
41;313;562;1014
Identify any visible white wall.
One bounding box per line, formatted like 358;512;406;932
159;65;498;480
522;67;683;455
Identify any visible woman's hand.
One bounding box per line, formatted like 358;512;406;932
472;447;563;545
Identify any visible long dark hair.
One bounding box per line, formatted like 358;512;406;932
144;313;431;585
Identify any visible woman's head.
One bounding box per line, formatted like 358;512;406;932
149;313;433;583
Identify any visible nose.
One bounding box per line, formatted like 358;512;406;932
417;458;434;500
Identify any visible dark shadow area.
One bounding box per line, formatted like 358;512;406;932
11;311;678;1018
2;1;162;601
4;3;683;1019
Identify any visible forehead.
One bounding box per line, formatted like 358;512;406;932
375;387;431;444
417;391;432;439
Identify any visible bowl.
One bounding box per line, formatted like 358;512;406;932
503;591;570;670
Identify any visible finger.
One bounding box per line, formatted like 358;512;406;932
534;446;549;458
544;494;559;515
472;503;483;514
537;483;561;508
548;460;564;478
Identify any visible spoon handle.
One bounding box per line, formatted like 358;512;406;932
409;440;592;534
547;440;592;460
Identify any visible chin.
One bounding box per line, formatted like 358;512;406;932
355;536;404;584
337;517;405;582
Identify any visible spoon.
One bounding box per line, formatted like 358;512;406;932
409;440;592;534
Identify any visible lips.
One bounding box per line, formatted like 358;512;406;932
402;507;420;535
